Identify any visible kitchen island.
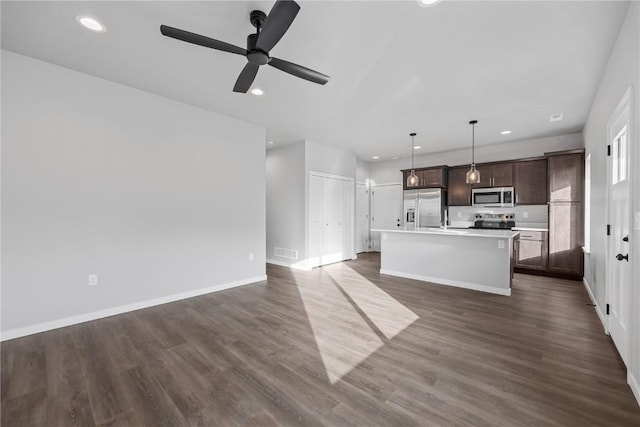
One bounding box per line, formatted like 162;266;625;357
371;227;520;296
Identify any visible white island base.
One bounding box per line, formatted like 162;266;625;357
372;228;520;296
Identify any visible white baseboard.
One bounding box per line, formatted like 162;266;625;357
380;269;511;296
0;275;267;342
266;258;312;271
583;277;608;333
628;372;640;407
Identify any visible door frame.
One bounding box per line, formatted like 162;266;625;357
605;87;634;350
355;181;370;254
307;171;356;267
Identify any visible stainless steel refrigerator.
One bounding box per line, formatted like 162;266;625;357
403;189;446;228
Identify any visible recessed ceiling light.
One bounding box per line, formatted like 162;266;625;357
417;0;443;7
372;156;379;160
500;130;512;135
391;156;400;160
76;16;106;33
250;88;264;96
413;146;421;150
550;113;563;122
267;140;274;145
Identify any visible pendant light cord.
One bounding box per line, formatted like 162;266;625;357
469;120;477;166
410;132;416;169
472;123;475;165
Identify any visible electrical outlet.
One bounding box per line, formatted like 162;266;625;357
635;212;640;230
498;240;505;249
382;233;388;240
457;211;462;218
88;274;98;286
523;212;529;218
249;252;254;261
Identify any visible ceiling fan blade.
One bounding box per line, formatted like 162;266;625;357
233;63;260;93
269;58;330;85
160;25;247;56
255;0;300;53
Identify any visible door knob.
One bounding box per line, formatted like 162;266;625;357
616;253;629;262
623;235;629;242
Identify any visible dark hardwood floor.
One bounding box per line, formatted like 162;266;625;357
2;253;639;426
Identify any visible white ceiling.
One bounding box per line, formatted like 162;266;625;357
1;1;629;161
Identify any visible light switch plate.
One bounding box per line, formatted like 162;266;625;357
382;233;388;240
498;240;505;249
88;274;98;286
523;212;529;218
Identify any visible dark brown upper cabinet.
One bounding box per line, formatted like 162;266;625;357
514;159;547;205
548;153;584;202
402;166;448;190
471;162;513;188
447;166;472;206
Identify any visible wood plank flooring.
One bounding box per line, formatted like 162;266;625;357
2;253;639;426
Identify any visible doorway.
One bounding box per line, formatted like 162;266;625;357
606;87;633;367
370;183;403;252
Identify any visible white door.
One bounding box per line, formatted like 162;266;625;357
607;89;632;367
370;184;403;251
356;183;369;253
309;173;354;267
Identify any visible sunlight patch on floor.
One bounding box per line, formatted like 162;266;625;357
294;263;419;384
325;263;419;340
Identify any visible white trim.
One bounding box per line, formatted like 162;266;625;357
371;182;402;187
380;269;511;296
0;275;267;342
266;258;312;271
583;277;608;333
628;372;640;407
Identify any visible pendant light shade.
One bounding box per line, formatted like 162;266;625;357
407;133;419;187
466;120;480;184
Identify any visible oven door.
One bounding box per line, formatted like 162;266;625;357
472;188;504;207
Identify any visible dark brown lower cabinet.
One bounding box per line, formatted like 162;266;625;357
515;231;548;271
548;201;583;277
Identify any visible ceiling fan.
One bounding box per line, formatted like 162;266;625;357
160;0;330;93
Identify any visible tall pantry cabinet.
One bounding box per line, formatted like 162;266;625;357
547;150;584;278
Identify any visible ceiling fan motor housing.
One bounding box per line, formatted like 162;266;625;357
246;34;270;65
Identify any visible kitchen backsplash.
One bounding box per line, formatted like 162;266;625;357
448;205;548;227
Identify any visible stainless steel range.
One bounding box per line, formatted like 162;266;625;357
471;213;516;229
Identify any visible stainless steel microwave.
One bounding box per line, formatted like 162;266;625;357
472;187;515;207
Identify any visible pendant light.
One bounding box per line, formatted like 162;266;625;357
407;132;419;187
466;120;480;184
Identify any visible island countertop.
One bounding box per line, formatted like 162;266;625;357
371;227;520;239
372;227;517;296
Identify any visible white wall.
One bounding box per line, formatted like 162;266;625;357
265;139;357;269
305;140;357;179
266;141;306;264
356;158;371;184
369;133;584;185
1;51;267;337
582;1;640;397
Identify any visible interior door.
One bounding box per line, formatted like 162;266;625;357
322;177;343;265
608;117;632;367
356;183;369;253
370;184;402;251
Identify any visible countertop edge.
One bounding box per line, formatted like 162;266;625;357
371;228;520;239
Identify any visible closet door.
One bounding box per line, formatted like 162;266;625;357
308;174;355;268
322;177;344;265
